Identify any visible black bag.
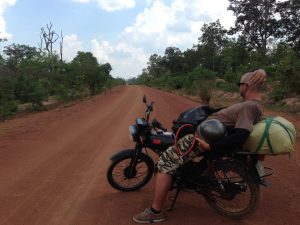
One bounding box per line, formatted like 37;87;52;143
172;105;215;138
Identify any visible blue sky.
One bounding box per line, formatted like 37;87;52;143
0;0;235;79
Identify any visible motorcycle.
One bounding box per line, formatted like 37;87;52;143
107;95;272;219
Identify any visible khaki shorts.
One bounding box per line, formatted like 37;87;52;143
157;134;202;174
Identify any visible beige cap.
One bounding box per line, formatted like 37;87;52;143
239;69;266;87
239;72;254;86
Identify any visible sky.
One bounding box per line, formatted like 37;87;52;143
0;0;236;79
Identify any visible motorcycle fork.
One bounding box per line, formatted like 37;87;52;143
128;143;143;177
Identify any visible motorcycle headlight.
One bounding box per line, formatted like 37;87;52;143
129;125;138;141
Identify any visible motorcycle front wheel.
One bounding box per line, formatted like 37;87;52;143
107;153;154;192
205;161;260;219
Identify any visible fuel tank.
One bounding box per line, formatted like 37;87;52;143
145;131;174;153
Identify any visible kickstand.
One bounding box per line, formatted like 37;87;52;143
166;188;181;211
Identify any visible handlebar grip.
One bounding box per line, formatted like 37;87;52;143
160;126;167;132
152;119;167;132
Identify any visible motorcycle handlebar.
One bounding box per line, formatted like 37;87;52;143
144;101;154;122
152;119;167;132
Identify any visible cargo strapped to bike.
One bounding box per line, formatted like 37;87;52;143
244;116;296;155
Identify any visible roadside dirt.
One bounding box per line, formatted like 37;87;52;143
0;85;299;225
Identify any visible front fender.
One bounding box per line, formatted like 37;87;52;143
109;149;136;161
109;149;154;171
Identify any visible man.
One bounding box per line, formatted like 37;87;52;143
133;69;267;224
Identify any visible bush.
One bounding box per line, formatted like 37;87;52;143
182;77;194;95
216;81;239;93
0;100;18;118
223;71;238;83
165;76;185;90
30;80;50;109
194;80;216;104
53;84;69;101
0;77;18;118
270;86;288;101
188;66;217;81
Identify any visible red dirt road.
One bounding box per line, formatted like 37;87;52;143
0;85;299;225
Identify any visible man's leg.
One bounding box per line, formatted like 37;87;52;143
151;172;172;211
133;134;197;223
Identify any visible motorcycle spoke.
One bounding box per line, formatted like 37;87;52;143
110;158;150;189
211;170;252;213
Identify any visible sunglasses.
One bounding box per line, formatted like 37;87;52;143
237;82;248;87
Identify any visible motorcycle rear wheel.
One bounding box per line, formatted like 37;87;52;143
107;153;154;192
205;162;260;219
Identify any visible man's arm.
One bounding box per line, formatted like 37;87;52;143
196;128;250;153
210;128;250;152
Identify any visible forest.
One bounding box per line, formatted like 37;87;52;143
0;23;125;118
130;0;300;106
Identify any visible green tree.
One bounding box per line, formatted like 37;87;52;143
147;54;167;78
163;47;183;75
198;20;228;72
0;55;5;67
182;47;201;73
220;36;250;74
3;44;40;70
0;76;18;118
276;0;300;54
228;0;278;57
71;51;107;95
100;63;112;76
270;43;300;94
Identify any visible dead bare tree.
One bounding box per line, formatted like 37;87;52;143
38;32;43;53
41;22;59;57
59;30;63;63
40;22;61;72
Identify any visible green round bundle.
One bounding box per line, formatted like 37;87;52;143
244;116;296;155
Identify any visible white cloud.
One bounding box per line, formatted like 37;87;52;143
71;0;135;11
0;0;16;40
91;39;149;79
73;0;235;78
63;34;84;61
0;0;16;11
186;0;235;29
91;39;113;62
113;0;235;77
96;0;135;11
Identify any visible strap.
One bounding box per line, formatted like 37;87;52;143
255;117;295;154
255;117;274;154
265;118;274;154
